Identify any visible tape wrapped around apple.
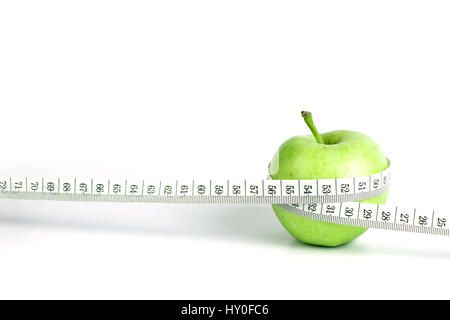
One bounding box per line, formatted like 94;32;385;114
269;111;389;247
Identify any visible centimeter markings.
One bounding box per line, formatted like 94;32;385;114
0;167;392;202
277;204;448;236
0;166;448;235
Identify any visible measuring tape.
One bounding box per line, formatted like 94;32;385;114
0;163;448;236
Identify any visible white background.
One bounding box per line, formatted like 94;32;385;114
0;0;450;299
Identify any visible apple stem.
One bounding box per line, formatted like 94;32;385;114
301;111;325;144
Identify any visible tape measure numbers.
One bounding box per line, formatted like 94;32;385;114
0;164;447;236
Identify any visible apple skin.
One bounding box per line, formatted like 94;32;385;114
269;130;389;247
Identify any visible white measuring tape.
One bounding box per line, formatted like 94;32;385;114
0;163;448;236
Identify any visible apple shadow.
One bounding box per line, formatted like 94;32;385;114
0;200;290;247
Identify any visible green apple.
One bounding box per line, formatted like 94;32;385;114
269;111;389;247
